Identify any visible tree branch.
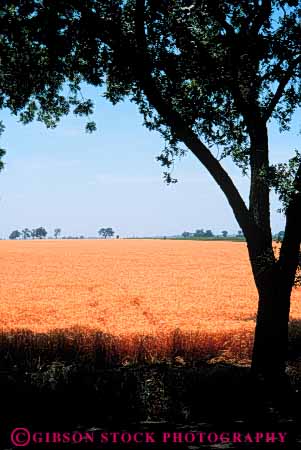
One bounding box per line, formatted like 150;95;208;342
250;0;272;34
263;55;301;122
165;4;256;125
135;0;255;239
206;2;236;37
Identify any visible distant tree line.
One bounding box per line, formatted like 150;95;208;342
182;229;214;238
180;229;286;241
181;229;244;239
9;227;48;240
8;227;119;240
6;226;284;241
62;235;85;240
276;231;285;242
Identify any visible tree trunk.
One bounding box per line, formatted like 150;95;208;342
248;119;271;239
246;119;292;383
251;263;291;382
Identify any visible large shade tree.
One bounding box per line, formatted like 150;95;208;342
1;0;301;383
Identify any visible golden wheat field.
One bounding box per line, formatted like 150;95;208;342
0;239;300;363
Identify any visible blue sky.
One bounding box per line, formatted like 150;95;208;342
0;85;299;238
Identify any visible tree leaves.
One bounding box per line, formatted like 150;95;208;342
268;151;301;212
1;0;301;202
0;0;97;158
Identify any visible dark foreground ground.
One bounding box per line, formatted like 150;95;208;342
0;360;300;450
0;327;300;449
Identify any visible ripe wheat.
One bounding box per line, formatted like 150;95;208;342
0;239;300;365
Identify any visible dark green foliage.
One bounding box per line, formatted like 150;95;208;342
9;229;21;239
1;1;300;193
21;228;32;239
181;231;192;238
32;226;47;239
277;230;285;241
194;229;205;237
0;146;5;171
0;0;99;169
268;151;301;212
54;228;61;238
182;229;215;238
1;1;300;207
98;227;115;238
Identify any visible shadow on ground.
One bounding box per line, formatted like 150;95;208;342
0;324;300;449
0;362;300;449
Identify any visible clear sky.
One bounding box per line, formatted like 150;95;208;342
0;85;299;239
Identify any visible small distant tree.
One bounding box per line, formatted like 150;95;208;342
54;228;61;239
9;230;21;240
277;231;285;242
107;228;115;238
237;230;243;238
98;228;105;239
21;228;31;240
98;227;115;239
182;231;191;238
221;230;228;238
204;230;214;237
34;227;47;239
194;229;205;237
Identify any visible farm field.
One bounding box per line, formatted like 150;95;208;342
0;239;300;364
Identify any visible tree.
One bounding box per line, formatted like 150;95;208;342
9;230;21;240
21;228;32;240
98;228;115;239
34;227;47;239
194;229;205;237
277;231;285;242
204;230;214;238
182;231;192;238
2;1;301;383
221;230;228;238
237;230;243;238
54;228;61;239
